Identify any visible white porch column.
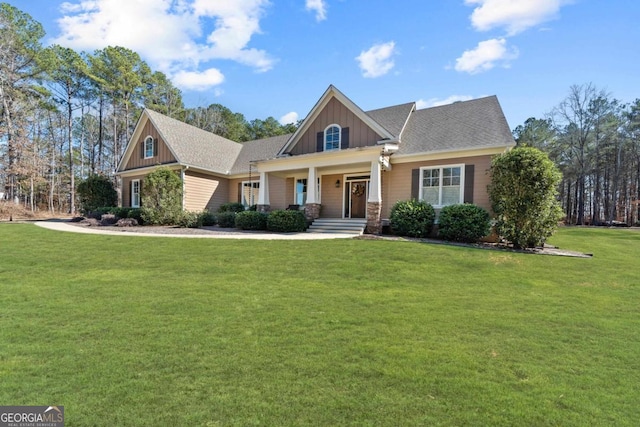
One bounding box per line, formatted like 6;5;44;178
257;172;269;205
368;160;381;203
306;167;318;204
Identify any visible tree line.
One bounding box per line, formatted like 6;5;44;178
0;3;296;214
514;83;640;226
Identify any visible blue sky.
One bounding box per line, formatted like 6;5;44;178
11;0;639;130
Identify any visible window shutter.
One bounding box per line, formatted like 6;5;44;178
237;182;242;203
411;169;420;200
140;141;144;159
153;139;158;157
316;131;323;152
341;127;350;149
464;164;474;203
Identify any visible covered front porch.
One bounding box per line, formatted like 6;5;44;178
253;145;394;233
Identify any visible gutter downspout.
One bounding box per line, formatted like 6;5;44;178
181;166;189;210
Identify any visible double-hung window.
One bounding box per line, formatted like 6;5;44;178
131;179;140;208
144;136;155;159
241;181;259;208
324;125;341;151
295;179;307;205
420;165;463;207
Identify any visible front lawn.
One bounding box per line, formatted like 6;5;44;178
0;225;638;425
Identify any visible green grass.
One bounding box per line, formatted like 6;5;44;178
1;224;639;426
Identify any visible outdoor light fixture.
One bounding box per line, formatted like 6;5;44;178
335;179;341;188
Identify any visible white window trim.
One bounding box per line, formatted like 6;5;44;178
419;164;465;208
131;179;140;208
324;124;341;152
241;180;259;208
144;136;155;159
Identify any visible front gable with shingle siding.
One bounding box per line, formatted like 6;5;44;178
288;97;385;155
121;118;178;171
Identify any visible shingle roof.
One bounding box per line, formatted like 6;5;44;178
398;96;515;155
229;134;291;174
132;94;513;176
146;109;242;174
366;102;415;139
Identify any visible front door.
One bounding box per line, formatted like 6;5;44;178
345;180;368;218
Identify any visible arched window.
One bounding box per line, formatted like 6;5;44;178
144;136;155;159
324;125;341;151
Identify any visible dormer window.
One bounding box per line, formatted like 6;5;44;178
324;125;341;151
144;136;155;159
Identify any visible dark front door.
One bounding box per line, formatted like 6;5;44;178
348;180;367;218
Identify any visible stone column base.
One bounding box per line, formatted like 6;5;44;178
257;204;270;213
366;202;382;234
304;203;321;221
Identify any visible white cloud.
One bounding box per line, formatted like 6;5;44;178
416;95;475;109
454;38;518;74
53;0;274;91
465;0;568;35
355;41;396;78
173;68;225;91
306;0;327;21
279;111;299;125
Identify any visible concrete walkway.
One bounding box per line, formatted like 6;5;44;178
34;220;357;240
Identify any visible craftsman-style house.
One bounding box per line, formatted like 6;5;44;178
116;85;515;233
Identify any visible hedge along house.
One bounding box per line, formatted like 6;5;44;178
116;85;515;233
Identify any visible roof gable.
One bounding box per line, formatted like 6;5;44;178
118;109;243;175
278;85;396;155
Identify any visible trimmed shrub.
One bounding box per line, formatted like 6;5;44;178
489;146;563;248
218;202;245;213
438;204;491;243
176;211;203;228
267;210;307;232
199;211;217;226
217;211;237;228
126;208;144;225
235;211;268;230
390;199;435;238
141;167;183;225
76;174;117;214
87;206;113;219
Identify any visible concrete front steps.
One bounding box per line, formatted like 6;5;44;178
307;218;367;235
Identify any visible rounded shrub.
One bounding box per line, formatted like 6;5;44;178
176;211;203;228
127;208;144;225
438;203;491;243
267;210;307;232
390;199;435;238
235;211;268;230
217;211;237;228
199;210;217;226
218;202;246;213
76;174;117;214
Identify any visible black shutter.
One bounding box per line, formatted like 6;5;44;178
153;138;158;157
464;164;474;203
316;131;323;152
341;127;350;149
237;183;242;203
140;141;144;159
411;169;420;200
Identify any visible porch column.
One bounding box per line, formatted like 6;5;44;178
257;172;270;212
304;167;321;221
366;159;382;234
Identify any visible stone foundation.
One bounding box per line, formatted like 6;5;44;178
366;202;381;234
257;204;270;213
304;203;321;221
